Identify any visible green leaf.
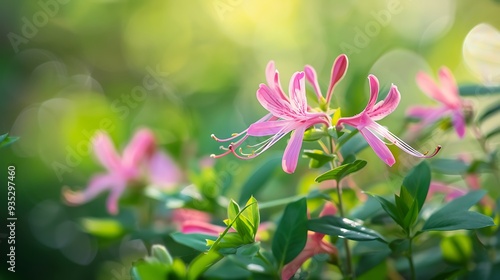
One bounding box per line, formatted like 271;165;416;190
151;244;173;265
238;156;280;205
308;216;386;242
187;250;223;280
272;197;308;267
241;196;260;239
423;211;494;231
478;103;500;123
303;149;335;169
430;158;469;174
459;84;500;96
80;218;124;238
402;200;419;231
226;200;253;243
170;232;216;251
369;194;404;229
132;260;168;280
422;191;495;231
0;133;19;148
235;242;260;258
315;160;367;183
402;161;431;212
485;127;500;140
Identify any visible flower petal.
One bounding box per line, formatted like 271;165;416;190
122;129;156;168
438;67;461;108
181;221;226;236
266;60;276;86
451;109;465;138
364;75;380;112
63;174;116;206
360;127;395;166
256;84;292;119
304;65;323;101
92;131;123;172
282;124;306;173
106;179;127;215
416;71;451;105
148;151;182;188
326;54;348;104
288;72;308;114
370;84;401;121
248;120;292;136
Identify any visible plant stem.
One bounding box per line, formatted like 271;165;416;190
329;136;355;279
408;236;416;280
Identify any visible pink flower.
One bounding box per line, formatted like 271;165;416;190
304;54;349;109
63;129;181;215
211;61;331;173
336;75;441;166
427;181;467;202
406;67;468;138
282;202;338;280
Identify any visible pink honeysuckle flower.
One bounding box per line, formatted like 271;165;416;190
336;75;441;166
63;129;181;215
211;61;331;173
304;54;349;109
406;67;469;138
282;202;338;280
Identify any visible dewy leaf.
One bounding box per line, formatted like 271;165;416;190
422;190;495;231
272;197;308;267
402;161;431;212
308;216;386;242
315;160;367;183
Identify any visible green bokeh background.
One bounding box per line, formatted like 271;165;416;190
1;0;500;279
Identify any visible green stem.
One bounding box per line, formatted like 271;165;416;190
329;136;354;279
408;237;416;280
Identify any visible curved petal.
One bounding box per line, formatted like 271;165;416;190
326;54;349;104
266;61;276;86
62;174;116;206
304;65;323;101
172;208;212;224
364;75;380;111
256;84;292;119
282;124;306;174
438;67;461;108
92;131;123;172
148;151;182;188
360;127;395;166
288;72;308;115
248;120;292;136
106;179;127;215
370;84;401;121
181;221;226;236
416;71;451;106
122;129;156;168
451;109;465;138
281;242;316;280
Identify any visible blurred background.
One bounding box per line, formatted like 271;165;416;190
1;0;500;279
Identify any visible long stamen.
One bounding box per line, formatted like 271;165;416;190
368;123;441;158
